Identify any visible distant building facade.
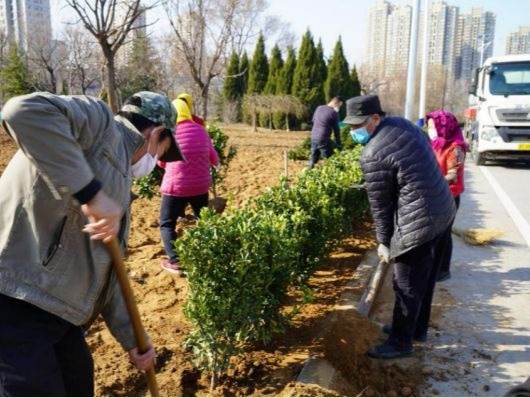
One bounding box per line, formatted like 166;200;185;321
505;26;530;55
115;1;147;67
364;0;495;83
0;0;52;51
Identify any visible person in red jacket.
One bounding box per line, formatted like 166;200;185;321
158;94;219;276
425;110;466;282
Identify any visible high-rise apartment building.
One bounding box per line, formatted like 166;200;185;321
0;0;52;51
456;7;495;81
364;0;495;82
417;0;459;73
505;26;530;55
115;1;147;67
365;0;392;78
385;4;412;75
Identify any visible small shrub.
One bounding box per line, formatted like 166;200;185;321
133;165;164;199
206;124;237;197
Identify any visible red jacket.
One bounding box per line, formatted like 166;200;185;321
434;143;465;197
159;121;219;197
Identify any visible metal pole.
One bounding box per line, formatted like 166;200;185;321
417;0;430;127
404;0;421;121
480;38;484;67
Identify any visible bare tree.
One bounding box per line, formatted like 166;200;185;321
358;66;386;96
229;0;268;56
65;0;158;112
164;0;268;119
62;27;101;95
28;38;68;93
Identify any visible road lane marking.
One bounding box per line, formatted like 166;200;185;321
479;166;530;249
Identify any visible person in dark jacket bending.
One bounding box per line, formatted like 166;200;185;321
344;95;456;359
308;96;343;169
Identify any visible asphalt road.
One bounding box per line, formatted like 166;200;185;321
420;159;530;396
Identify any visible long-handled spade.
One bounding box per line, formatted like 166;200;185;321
105;238;160;397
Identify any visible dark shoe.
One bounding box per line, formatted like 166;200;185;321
366;343;413;359
382;324;427;342
161;260;185;277
437;271;451;282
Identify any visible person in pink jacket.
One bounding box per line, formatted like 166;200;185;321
159;94;219;276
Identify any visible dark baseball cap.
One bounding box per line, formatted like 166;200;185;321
343;95;386;125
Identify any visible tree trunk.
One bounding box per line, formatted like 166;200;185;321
269;107;272;132
252;105;257;132
202;84;209;120
105;51;118;113
285;113;290;132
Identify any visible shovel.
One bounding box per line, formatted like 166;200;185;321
105;238;160;397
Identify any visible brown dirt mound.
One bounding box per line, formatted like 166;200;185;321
320;309;423;396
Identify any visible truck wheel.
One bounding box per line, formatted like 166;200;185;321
471;137;485;166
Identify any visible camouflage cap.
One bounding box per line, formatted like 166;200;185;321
121;91;185;163
121;91;176;132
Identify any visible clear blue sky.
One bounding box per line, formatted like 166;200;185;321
52;0;526;66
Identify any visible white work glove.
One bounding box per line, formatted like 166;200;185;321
377;244;390;263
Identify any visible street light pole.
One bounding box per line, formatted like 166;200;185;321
480;40;493;67
404;0;421;121
417;0;430;127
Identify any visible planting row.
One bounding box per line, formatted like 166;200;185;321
174;142;368;387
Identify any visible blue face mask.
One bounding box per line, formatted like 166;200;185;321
351;127;371;145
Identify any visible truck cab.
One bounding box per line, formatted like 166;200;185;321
467;55;530;165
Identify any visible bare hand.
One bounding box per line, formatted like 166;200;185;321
128;343;156;371
81;190;123;242
148;126;165;157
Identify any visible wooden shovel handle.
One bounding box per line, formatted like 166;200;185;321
105;238;160;397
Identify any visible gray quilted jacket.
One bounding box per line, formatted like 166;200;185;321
360;116;456;258
0;93;145;351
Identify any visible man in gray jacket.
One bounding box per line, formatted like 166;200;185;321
0;91;179;395
345;95;456;359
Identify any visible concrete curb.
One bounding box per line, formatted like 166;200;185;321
296;250;383;390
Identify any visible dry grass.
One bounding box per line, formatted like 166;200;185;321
452;228;503;246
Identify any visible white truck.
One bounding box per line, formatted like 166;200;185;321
466;54;530;165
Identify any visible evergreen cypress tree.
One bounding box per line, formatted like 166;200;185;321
350;64;362;97
273;46;297;129
247;33;269;94
264;44;283;95
238;51;249;98
0;44;32;99
277;46;296;95
223;51;241;102
292;30;325;124
325;37;353;103
120;34;159;100
316;39;328;84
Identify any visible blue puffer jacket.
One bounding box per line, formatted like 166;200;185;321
360;116;456;258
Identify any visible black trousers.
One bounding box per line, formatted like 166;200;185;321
308;141;334;169
387;236;441;351
437;195;461;274
0;294;94;397
159;193;209;263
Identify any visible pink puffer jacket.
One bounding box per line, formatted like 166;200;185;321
159;120;219;197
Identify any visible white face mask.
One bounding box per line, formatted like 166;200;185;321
132;142;157;178
333;106;340;113
428;128;438;141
